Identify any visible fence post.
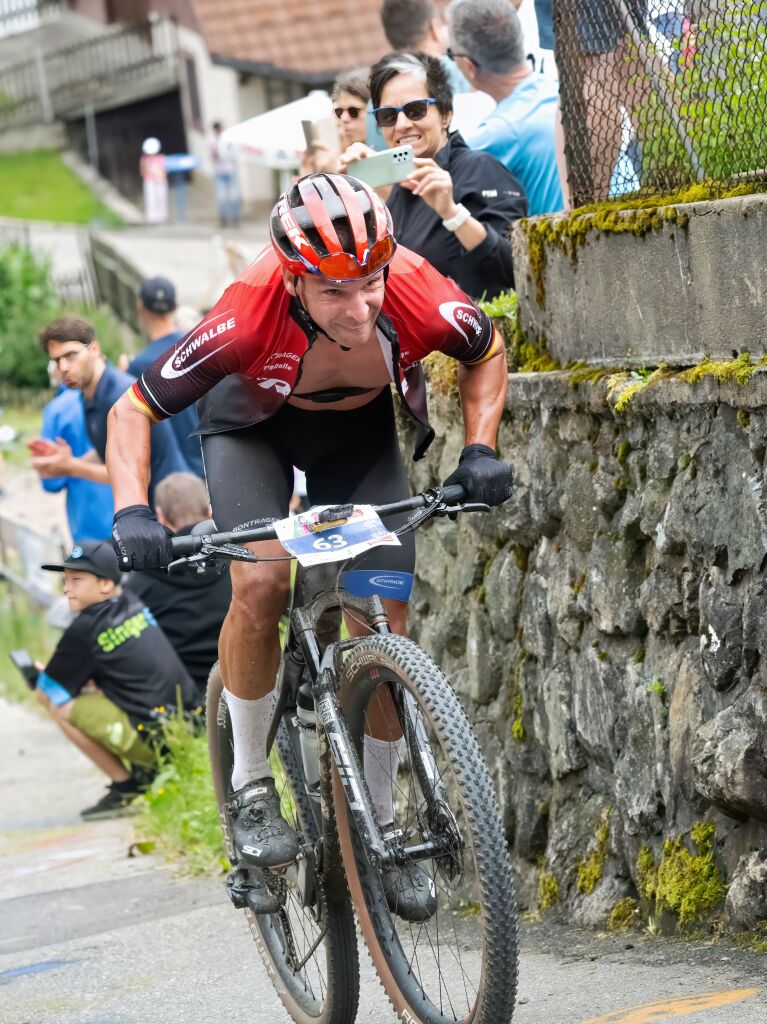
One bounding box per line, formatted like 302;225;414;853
33;47;53;123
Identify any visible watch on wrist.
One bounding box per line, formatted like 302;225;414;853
442;203;471;232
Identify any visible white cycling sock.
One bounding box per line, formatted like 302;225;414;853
225;689;275;791
364;735;406;827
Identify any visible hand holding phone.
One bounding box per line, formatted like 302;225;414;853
345;146;414;189
27;437;59;457
9;649;39;689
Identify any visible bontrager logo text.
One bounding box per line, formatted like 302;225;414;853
160;311;236;379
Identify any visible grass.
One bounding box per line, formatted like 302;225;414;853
0;400;44;469
135;710;228;876
0;581;58;703
0;150;122;225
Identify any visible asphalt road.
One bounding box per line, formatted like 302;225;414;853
2;698;765;1024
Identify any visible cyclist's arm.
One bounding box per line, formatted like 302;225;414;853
106;395;152;509
458;341;508;448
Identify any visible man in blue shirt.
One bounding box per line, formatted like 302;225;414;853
30;315;186;508
367;0;472;150
126;277;204;478
32;386;114;542
447;0;564;216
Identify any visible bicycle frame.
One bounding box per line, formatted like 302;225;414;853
269;559;453;909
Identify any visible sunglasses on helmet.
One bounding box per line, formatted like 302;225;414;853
298;234;396;283
334;105;363;120
372;98;438;128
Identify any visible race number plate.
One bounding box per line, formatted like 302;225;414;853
274;505;400;567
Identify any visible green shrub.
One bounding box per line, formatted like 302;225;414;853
0;242;138;387
0;243;58;388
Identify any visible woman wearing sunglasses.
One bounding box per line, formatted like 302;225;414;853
344;51;527;300
332;69;370;149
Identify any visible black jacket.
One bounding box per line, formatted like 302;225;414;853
386;132;527;300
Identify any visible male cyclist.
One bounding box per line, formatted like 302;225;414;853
106;172;512;920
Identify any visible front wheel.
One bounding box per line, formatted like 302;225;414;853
333;635;519;1024
207;665;359;1024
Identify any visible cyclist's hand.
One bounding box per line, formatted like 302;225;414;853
443;445;513;507
112;504;174;571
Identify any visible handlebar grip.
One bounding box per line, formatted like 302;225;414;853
442;484;465;504
170;533;203;557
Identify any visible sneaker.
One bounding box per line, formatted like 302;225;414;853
227;777;300;868
382;860;438;923
81;783;141;820
226;866;282;915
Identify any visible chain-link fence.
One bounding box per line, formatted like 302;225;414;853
553;0;767;206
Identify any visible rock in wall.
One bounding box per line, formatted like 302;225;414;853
401;368;767;932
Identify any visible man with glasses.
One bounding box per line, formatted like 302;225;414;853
32;315;186;507
447;0;564;215
105;172;513;920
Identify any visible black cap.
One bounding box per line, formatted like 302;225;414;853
41;541;122;583
139;276;176;314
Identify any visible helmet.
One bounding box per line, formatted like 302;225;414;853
142;136;161;155
270;173;396;282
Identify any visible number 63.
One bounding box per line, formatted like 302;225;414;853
313;533;347;551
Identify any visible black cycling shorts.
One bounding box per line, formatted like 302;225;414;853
201;388;415;600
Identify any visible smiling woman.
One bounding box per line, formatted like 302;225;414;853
364;50;527;299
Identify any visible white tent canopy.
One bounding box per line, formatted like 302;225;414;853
221;90;333;170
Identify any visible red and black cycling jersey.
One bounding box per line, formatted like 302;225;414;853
129;244;502;460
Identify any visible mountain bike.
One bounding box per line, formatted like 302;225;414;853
169;486;519;1024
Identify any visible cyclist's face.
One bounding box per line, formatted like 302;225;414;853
290;271;385;349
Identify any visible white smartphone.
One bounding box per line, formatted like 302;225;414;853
346;146;414;189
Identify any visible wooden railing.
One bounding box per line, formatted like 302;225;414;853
0;16;179;127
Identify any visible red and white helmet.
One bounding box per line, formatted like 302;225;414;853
270;172;396;282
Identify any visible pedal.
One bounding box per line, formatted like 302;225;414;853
227;866;283;915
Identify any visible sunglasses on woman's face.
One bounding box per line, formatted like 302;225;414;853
372;98;438;128
334;106;363;120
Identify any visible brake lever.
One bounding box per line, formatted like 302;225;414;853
436;501;491;517
167;541;258;576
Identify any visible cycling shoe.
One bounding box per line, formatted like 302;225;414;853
227;777;300;868
382;860;438;922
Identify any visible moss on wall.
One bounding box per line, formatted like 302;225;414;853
577;814;611;895
538;867;560;911
635;824;727;927
519;182;765;309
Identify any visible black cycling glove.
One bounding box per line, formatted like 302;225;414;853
112;504;174;571
443;444;514;508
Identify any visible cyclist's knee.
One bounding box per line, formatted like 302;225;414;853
229;560;291;628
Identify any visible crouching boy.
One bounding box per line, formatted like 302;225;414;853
36;541;198;819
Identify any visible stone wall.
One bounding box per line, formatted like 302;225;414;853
402;368;767;933
511;193;767;367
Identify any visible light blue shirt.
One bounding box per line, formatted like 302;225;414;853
366;55;472;150
465;75;564;216
40;387;114;542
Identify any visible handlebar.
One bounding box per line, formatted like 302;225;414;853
168;484;467;559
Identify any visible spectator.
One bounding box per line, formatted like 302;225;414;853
31;383;114;542
332;69;370;150
30;315;186;507
35;541;197;819
447;0;564;215
573;0;650;196
367;0;472;149
126;473;231;701
360;51;526;299
208;122;241;228
125;277;204;478
140;137;168;225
